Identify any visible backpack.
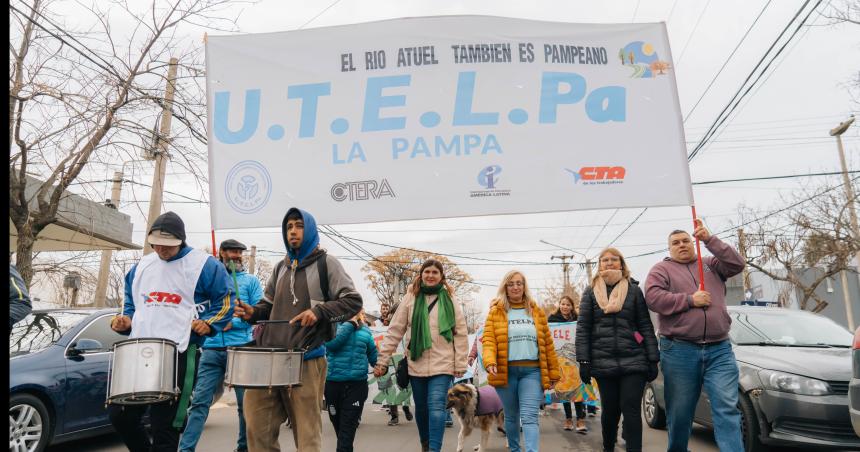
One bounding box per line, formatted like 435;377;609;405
252;255;330;343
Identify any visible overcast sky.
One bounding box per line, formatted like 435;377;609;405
48;0;860;316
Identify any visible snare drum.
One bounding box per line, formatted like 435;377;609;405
107;338;178;405
225;347;304;388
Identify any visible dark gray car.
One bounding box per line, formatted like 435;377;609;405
642;306;859;451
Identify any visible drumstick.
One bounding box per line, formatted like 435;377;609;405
229;261;241;302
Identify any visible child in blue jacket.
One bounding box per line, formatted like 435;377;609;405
324;311;378;452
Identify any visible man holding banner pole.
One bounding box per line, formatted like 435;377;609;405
644;220;746;452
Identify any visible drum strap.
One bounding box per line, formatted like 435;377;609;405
172;344;199;428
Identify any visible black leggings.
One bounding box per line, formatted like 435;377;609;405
108;347;199;452
594;373;646;452
562;401;586;420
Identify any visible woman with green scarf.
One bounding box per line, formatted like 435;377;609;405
374;259;468;452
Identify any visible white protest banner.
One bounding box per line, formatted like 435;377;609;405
206;16;693;228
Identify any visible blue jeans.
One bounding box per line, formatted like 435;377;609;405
660;337;743;452
410;374;453;452
495;366;543;452
179;349;246;451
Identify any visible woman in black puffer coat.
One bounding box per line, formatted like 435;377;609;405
575;247;658;452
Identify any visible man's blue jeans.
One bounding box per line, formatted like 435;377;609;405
660;337;743;452
410;374;453;452
495;366;543;452
179;349;246;452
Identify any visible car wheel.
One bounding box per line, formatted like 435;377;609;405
739;392;767;452
642;383;666;429
9;393;52;452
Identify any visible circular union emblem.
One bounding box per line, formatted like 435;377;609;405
225;160;272;214
140;346;154;359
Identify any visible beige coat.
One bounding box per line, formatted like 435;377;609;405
377;291;469;377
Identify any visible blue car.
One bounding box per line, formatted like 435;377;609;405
10;308;125;451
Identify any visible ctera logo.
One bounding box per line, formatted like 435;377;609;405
330;179;395;202
565;166;626;185
477;165;502;189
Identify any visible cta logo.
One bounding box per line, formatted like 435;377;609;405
471;164;511;198
565;166;626;185
330;179;395;202
145;292;183;304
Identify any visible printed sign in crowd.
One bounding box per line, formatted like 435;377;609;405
205;16;693;228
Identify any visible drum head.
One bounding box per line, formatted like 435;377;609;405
114;337;179;347
109;392;175;405
228;346;291;353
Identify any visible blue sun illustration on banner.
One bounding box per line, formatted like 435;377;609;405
619;41;670;78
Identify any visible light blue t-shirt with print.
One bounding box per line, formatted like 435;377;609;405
507;308;539;362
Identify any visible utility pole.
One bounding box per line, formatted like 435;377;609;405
94;171;123;307
144;57;179;255
248;245;257;275
737;228;751;296
551;255;575;296
830;116;858;330
583;257;594;282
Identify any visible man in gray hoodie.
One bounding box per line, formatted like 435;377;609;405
234;207;362;452
644;220;745;452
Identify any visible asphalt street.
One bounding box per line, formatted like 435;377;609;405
48;386;860;452
48;387;725;452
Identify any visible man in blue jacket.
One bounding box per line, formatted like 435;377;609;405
179;239;263;452
110;212;233;452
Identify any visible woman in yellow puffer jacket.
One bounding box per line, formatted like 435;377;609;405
482;270;560;452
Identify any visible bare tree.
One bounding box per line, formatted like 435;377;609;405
250;257;274;288
823;0;860;25
106;251;142;308
536;273;581;313
822;1;860;105
361;248;480;309
458;294;484;334
9;0;242;286
740;180;860;313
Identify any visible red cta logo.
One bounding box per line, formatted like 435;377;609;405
145;291;183;304
565;166;626;185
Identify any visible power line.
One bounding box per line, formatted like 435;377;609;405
318;232;556;267
682;0;772;123
298;0;343;29
692;170;859;185
584;209;619;259
607;0;822;255
692;0;833;155
623;175;860;260
687;0;821;162
674;0;713;68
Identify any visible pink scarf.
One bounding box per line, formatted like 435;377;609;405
593;269;628;314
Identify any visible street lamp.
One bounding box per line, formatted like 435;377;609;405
829;115;858;330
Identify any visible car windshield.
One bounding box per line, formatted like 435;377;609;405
10;311;92;357
730;310;853;347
